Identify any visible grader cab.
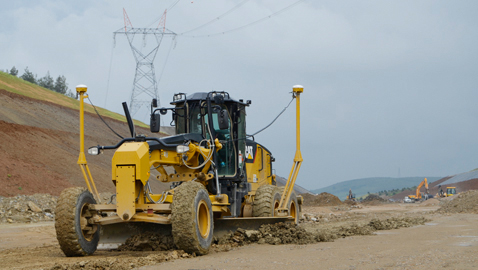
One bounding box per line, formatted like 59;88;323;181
55;85;304;256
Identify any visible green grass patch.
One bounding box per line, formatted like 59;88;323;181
0;71;148;127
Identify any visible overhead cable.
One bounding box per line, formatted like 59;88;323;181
180;0;250;34
146;0;181;28
180;0;306;38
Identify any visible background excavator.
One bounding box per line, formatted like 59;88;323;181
408;178;429;201
54;85;304;257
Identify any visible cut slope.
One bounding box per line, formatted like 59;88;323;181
0;87;168;196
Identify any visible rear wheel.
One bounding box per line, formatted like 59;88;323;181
55;187;100;257
253;185;281;217
171;181;213;255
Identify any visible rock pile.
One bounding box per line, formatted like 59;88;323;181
0;194;57;223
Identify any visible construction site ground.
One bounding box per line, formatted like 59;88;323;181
1;83;478;269
1;198;478;270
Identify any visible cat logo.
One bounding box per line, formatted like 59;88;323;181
245;145;254;160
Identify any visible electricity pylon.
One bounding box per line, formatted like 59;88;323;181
114;9;176;117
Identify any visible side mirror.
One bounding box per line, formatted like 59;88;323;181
218;109;229;130
150;112;160;133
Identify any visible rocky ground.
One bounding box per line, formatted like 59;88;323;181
0;191;477;269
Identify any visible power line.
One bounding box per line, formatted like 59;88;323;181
180;0;250;34
157;37;176;93
104;40;115;108
180;0;306;38
146;0;181;28
168;0;181;10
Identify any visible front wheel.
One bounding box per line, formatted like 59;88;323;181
171;181;213;255
288;191;300;225
55;187;100;256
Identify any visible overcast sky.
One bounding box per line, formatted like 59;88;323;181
2;0;478;190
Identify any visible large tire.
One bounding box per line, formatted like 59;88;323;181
55;187;100;257
253;185;281;217
288;191;300;225
171;181;213;255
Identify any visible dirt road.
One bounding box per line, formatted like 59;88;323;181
142;214;478;269
1;203;477;270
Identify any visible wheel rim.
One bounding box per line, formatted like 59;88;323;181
197;200;210;238
80;203;97;241
273;199;280;216
290;200;297;222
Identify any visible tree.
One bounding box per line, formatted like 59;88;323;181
54;75;68;94
20;67;37;84
65;90;76;99
9;66;18;76
38;71;55;90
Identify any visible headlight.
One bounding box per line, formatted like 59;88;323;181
176;145;189;153
88;146;100;155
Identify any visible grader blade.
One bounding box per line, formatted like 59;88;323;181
97;223;172;250
213;216;294;238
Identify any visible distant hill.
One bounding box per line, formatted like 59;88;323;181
311;177;443;200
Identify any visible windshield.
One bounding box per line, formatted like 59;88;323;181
189;104;203;135
204;105;235;176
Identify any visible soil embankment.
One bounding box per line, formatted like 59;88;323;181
0;89;168;196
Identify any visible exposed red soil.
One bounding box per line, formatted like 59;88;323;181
0;89;169;196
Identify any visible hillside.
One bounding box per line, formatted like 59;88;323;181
311;176;443;200
0;71;147;127
0;72;169;196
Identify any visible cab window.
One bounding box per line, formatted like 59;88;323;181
205;106;235;176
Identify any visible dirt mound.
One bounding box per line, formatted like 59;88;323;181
361;194;388;205
0;194;57;223
118;232;175;252
301;192;343;206
437;190;478;214
343;199;359;206
420;198;439;206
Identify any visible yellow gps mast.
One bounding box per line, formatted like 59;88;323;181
76;84;101;203
277;85;303;215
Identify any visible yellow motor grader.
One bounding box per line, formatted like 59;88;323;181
55;85;304;256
